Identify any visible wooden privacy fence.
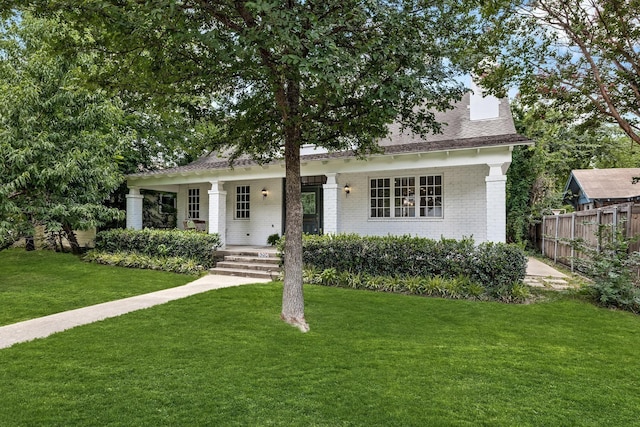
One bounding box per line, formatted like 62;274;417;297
540;203;640;271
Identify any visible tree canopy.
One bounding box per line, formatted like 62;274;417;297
0;15;129;251
2;0;516;330
479;0;640;144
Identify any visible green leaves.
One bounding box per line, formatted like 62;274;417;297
0;14;130;241
291;233;527;289
94;228;222;268
479;0;640;145
4;0;506;157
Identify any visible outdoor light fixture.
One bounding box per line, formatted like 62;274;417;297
262;188;268;199
344;184;351;196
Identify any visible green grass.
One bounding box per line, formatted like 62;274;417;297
0;248;195;325
1;282;639;426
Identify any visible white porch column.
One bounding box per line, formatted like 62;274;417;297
323;173;340;235
208;181;227;248
485;163;508;243
125;187;144;230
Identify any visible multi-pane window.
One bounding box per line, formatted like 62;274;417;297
370;175;443;218
370;178;391;218
420;175;443;217
236;185;250;219
188;188;200;219
394;177;416;217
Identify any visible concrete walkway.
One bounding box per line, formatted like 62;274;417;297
525;257;573;290
0;275;270;350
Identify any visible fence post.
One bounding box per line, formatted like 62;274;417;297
542;216;546;258
596;208;601;253
626;203;632;240
554;214;559;263
613;206;619;244
570;212;575;273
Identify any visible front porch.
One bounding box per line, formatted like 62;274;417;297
125;141;518;248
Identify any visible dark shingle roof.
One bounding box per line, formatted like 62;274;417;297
129;93;528;178
129;133;530;178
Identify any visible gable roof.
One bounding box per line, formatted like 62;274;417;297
129;92;529;178
566;168;640;202
380;91;516;147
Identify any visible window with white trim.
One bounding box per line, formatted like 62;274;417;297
369;175;443;218
188;188;200;219
394;177;416;217
235;185;250;219
420;175;443;217
370;178;391;218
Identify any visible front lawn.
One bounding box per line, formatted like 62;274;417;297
0;249;195;326
1;282;639;426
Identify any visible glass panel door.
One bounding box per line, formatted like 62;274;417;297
302;190;321;234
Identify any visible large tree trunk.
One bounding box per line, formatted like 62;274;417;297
281;128;309;332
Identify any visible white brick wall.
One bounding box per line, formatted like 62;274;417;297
337;165;490;242
225;178;283;245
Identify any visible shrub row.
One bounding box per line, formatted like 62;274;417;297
84;251;204;275
94;228;221;268
303;267;530;303
281;234;527;289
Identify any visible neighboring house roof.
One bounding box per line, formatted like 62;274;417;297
129;91;529;179
564;168;640;206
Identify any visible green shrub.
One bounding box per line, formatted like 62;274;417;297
300;268;528;303
288;234;526;289
573;224;640;314
267;233;281;246
470;242;529;290
84;250;204;275
94;228;221;268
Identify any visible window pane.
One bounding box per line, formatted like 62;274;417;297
419;175;443;218
394;176;415;217
188;188;200;219
370;178;391;218
235;186;250;219
302;192;316;215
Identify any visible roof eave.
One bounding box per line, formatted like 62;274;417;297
127;134;531;181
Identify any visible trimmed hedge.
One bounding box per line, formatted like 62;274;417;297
94;228;221;268
282;234;527;290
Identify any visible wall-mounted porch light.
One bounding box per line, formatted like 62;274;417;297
262;188;268;199
344;184;351;196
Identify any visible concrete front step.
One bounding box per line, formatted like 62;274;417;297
212;247;282;280
215;249;278;258
216;261;281;272
209;267;279;280
223;255;280;265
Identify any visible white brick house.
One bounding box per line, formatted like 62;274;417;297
126;85;531;248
